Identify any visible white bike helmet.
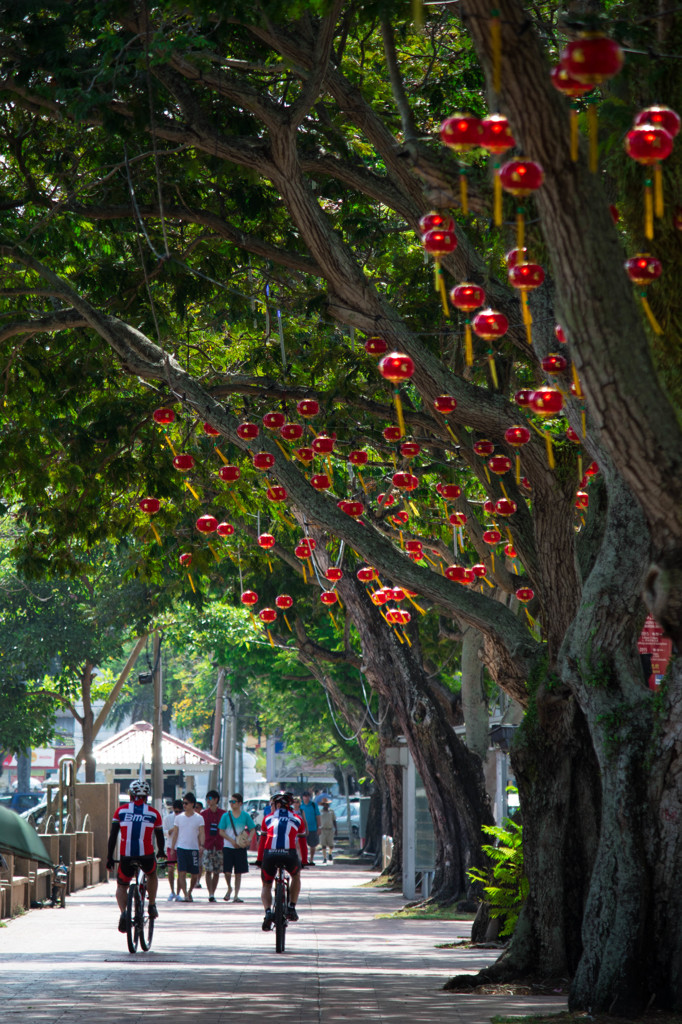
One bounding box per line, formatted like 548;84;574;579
130;779;151;799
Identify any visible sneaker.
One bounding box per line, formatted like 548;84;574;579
148;904;159;920
323;857;327;863
172;893;182;901
328;853;333;862
286;904;299;922
184;894;193;902
232;897;244;903
262;909;274;932
118;912;127;933
195;882;202;889
167;892;176;901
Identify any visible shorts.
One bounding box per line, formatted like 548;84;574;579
176;848;200;874
166;847;178;865
118;855;156;886
202;848;223;873
319;829;334;847
223;847;249;874
261;849;300;883
306;830;319;848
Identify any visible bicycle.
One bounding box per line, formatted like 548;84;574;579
273;862;290;953
121;860;156;953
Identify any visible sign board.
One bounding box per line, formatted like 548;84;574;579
637;614;673;690
2;747;74;769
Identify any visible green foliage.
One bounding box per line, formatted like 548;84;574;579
467;813;528;939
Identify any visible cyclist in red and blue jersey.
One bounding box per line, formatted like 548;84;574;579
107;780;165;933
256;792;305;930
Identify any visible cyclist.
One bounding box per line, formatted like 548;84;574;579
255;791;305;931
106;780;165;934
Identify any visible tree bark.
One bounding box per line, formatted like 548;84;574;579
80;661;96;783
460;625;489;760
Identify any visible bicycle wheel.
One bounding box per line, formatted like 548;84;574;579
126;885;140;953
138;882;154;951
274;875;287;953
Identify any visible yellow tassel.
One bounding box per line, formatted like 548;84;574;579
515;453;521;485
399;531;404;548
545;432;555;470
578;454;583;482
394;628;405;644
214;447;229;465
326;455;334;480
571;363;583;398
516;210;525;252
500;481;508;498
521;292;533;347
484;464;491;483
491;552;495;573
423;553;438;568
640;295;663;335
581;410;586;438
267;630;274;647
409;501;419;517
490;12;502;94
458;531;464;553
151;523;162;545
302;562;307;583
525;608;535;627
208;543;220;562
460;172;468;215
412;0;423;29
358;471;367;494
406;595;427;615
437;263;450;317
645;181;654;240
187;572;196;594
570;108;579;162
446;423;460;444
275;440;290;461
284;614;292;632
587;103;598;173
393;391;406;438
403;630;412;647
488;353;499;389
484;575;494;587
465;322;474;366
267;558;273;573
654;163;664;219
185;481;200;501
329;610;338;629
493;171;503;227
164;434;177;457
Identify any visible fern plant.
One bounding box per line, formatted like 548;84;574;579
467;817;528;938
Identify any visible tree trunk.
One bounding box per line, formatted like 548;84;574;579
460;625;489;759
80;661;96;783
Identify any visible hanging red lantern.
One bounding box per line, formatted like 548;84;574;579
196;514;218;534
203;422;220;437
504;543;517;557
505;425;531;447
348;449;368;465
383;426;403;442
515;587;535;603
483;499;496;515
551;64;595;163
312;434;335;454
179;552;192;567
483;528;502;545
295;543;311;559
263;411;285;430
259;607;277;624
422;228;458;315
364;336;388;356
449;511;467;526
241;590;259;606
379;351;415;383
218;464;241;482
433;395;458;415
450;282;485;365
495;497;517;517
371;588;390;605
252;452;275;471
472;563;487;577
541;353;568;374
585;461;599;477
439;483;462;499
488;454;512;476
297;399;319;418
139;497;160;514
418;211;454;234
266;485;287;502
445;564;475;584
566;426;581;443
320;591;338;606
634;105;681;137
173;454;195;472
377;492;396;507
400;441;421;459
276;594;293;610
555;324;568;344
472;310;508;387
499;159;545;253
258;533;275;549
236;421;259;440
295;446;314;463
216;521;234;537
310;473;331;491
440;113;482;216
325;567;343;582
508;263;546;346
624;254;664;334
357;566;376;582
530;388;564;416
391;510;409;525
561;34;624;85
339;500;364;517
473;439;495;457
576;490;589;509
153;407;175;425
392;471;419;491
625;122;674;238
405;539;423;558
280;422;303;441
505;247;528;269
480;114;516;225
514;388;534;408
386;607;412;625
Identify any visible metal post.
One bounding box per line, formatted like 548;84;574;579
402;750;416;900
152;632;164;809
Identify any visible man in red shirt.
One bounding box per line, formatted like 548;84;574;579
107;780;165;933
200;789;224;902
256;792;305;930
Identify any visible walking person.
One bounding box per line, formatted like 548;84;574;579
200;790;225;903
163;799;184;900
318;798;337;863
169;792;204;902
299;791;321;866
218;793;256;902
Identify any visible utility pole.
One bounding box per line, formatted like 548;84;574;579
152;631;164;809
209;667;226;793
221;689;236;805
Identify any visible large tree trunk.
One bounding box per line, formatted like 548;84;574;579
80;661;96;783
460;624;488;759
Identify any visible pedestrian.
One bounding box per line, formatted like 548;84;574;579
299;791;321;866
318;798;337;862
200;790;224;902
218;792;256;902
163;799;184;900
169;792;205;902
292;796;309;866
194;800;204;888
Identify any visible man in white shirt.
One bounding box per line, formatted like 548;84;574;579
169;792;205;902
163;799;184;901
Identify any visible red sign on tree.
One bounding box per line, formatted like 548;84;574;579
637;614;673;690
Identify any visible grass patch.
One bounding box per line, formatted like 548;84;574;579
376;903;476;921
436;939;473;948
491;1014;682;1024
359;876;397;889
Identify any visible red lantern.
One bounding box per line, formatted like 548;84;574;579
179;552;192;567
483;528;502;545
480;114;515;154
357;566;376;582
495;497;517;517
576;490;589;509
236;422;259;440
386;607;411;625
241;590;259;606
472;563;487;577
153;407;175;425
348;449;368;465
392;471;419;491
320;591;338;606
311;473;331;490
551;64;594;99
440;113;482;150
473;439;495;457
555;324;568;344
505;247;528;268
379;352;415;383
377;492;396;507
508;263;545;292
339;500;364;517
364;336;388;356
433;395;457;414
566;426;580;443
383;426;403;442
196;514;218;534
505;425;531;447
585;461;599;476
295;447;314;463
515;388;535;407
531;388;564;416
280;422;303;441
218;464;241;482
449;511;467;526
504;543;517;557
391;510;409;525
252;452;275;471
276;594;293;609
634;106;681;138
483;499;496;515
263;411;285;430
203;422;220;437
173;454;195;472
325;567;343;582
561;34;624;85
266;485;287;502
405;540;423;557
371;588;390;605
499;159;544;197
139;497;160;514
259;607;277;624
297;399;319;418
312;434;335;454
258;533;275;549
422;227;457;256
295;544;311;559
625;123;674;237
624;254;663;285
439;483;462;500
515;587;535;603
541;353;568;374
418;211;454;234
400;441;421;459
472;309;508;341
216;521;234;537
445;565;475;584
488;455;512;475
450;282;485;311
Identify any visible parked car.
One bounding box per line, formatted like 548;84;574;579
244;798;271;827
328;798;360;840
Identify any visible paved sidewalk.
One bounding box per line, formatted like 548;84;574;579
0;862;566;1024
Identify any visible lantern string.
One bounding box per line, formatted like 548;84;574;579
587;103;599;173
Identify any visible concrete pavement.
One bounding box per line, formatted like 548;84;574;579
0;861;567;1024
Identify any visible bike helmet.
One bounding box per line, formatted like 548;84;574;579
130;779;151;799
272;791;292;809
